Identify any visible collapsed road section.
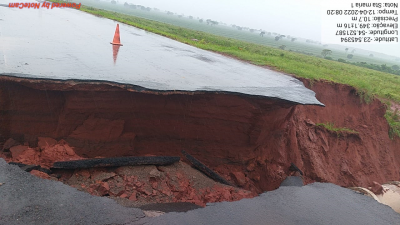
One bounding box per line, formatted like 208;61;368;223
1;0;400;215
1;75;400;203
0;0;328;205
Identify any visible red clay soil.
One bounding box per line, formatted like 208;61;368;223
61;161;255;207
0;76;399;198
2;137;83;168
1;137;255;206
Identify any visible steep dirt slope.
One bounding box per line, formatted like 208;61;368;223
0;76;399;196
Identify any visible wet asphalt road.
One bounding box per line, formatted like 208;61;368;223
138;182;400;225
0;0;322;105
2;158;400;225
0;159;145;225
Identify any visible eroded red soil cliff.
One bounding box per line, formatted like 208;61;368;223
1;76;399;200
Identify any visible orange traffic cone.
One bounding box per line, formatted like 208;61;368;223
110;24;123;46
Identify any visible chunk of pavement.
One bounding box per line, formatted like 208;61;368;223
8;162;52;174
53;156;180;169
279;176;304;187
0;158;145;224
181;150;232;186
37;167;53;175
20;164;41;172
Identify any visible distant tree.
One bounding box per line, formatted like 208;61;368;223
291;38;296;42
189;16;193;19
321;49;332;58
369;54;374;57
392;65;400;70
237;26;242;30
345;48;348;52
287;35;291;39
351;49;356;53
124;2;128;7
199;19;203;23
267;32;271;35
275;36;281;41
347;54;354;59
279;45;286;50
381;64;388;70
322;44;328;47
338;58;346;63
260;31;265;37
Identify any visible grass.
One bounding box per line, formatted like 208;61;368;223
385;109;400;139
48;0;400;138
316;123;358;137
77;0;400;68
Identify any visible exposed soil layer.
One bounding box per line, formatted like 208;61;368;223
1;76;399;199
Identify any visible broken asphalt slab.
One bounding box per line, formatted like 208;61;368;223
138;183;400;225
0;159;145;225
1;1;322;106
53;156;181;169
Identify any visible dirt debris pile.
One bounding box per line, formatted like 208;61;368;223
2;137;83;168
1;137;255;207
62;162;255;207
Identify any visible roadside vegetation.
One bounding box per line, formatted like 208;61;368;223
48;1;400;137
334;58;400;76
385;109;400;139
76;0;400;69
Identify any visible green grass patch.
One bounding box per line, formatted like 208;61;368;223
47;0;400;138
385;109;400;139
316;122;358;137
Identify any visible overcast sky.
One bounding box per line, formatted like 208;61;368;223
124;0;399;58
